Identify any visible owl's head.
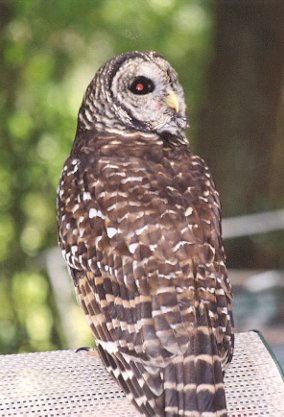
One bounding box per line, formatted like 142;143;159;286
78;51;188;138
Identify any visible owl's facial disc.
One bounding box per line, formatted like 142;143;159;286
110;54;188;136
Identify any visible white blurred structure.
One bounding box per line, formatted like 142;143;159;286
222;209;284;239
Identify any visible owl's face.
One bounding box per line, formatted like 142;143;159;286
78;51;188;137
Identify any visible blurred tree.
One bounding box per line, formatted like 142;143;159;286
0;0;213;353
197;0;284;269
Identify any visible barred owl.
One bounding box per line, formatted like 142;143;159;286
57;51;234;417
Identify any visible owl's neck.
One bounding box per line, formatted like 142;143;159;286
77;106;189;149
158;130;189;147
77;89;188;145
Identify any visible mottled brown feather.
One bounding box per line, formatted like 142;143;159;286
58;130;234;417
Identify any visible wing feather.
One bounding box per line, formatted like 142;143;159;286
57;131;234;417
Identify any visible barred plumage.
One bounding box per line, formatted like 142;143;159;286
57;51;234;417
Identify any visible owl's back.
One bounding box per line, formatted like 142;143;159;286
57;129;233;417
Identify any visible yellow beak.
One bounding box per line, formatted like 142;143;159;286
166;90;180;113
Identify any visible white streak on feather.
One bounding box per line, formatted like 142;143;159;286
121;176;143;184
136;224;148;235
89;207;105;219
185;206;193;216
85;108;93;122
173;240;191;252
72;204;80;213
129;242;139;254
83;191;91;201
106;227;117;238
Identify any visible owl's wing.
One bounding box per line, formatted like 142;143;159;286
57;134;233;361
57;133;233;416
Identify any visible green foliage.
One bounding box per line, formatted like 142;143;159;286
0;0;214;353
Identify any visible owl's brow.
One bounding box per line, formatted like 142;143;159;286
107;51;149;90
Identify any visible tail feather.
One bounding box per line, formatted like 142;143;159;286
194;348;224;412
98;305;229;417
194;310;226;416
163;306;228;417
98;344;164;416
164;360;185;417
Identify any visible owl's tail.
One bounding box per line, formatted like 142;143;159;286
98;306;229;417
164;307;228;417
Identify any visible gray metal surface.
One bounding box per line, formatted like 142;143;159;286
0;331;283;417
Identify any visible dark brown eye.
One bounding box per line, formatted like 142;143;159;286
129;76;155;95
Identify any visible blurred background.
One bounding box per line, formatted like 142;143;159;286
0;0;284;367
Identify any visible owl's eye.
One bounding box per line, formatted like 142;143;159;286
129;76;155;95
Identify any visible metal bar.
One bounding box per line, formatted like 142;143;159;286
222;209;284;239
